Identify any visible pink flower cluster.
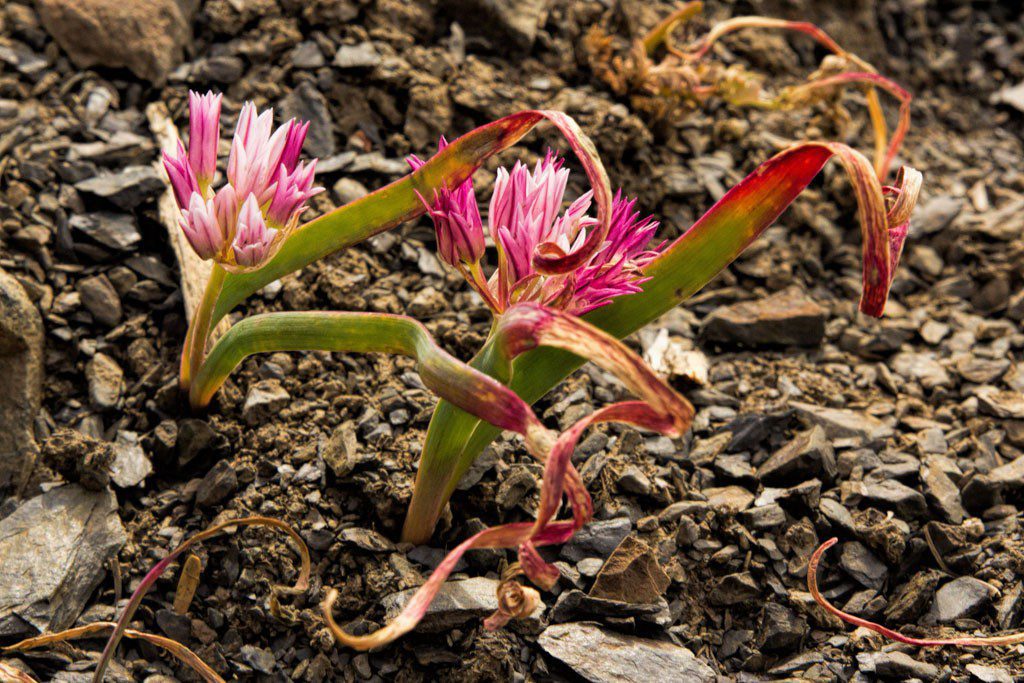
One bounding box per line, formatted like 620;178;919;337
409;145;661;315
163;90;322;269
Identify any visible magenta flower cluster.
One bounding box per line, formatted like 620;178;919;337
409;144;661;315
163;91;323;269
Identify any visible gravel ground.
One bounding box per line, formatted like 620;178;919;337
2;0;1024;681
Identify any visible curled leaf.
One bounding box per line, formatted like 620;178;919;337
809;538;1024;647
93;516;310;683
4;622;224;683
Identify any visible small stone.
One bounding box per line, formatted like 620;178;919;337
75;165;163;209
155;608;191;642
408;287;446;317
975;386;1024;419
758;603;807;651
75;274;122;327
929;576;996;623
289;41;324;68
791;402;894;444
967;663;1013;683
321;421;363;477
914;195;962;234
239;645;276;675
447;0;550;50
279;82;334;158
991;81;1024;113
703;485;754;513
85;353;124;410
242;380;290;426
858;651;938;680
709;571;760;605
862;480;928;519
757;425;835;485
383;577;543;632
560;518;631;562
616;465;651;495
68;212;141;251
333;177;368;205
195;461;238;507
109;431;151;488
701;287;825;348
176;419;217;467
921;460;965;523
892;351;951;389
333;42;381;69
339;527;396;553
839;541;887;589
538;623;715;683
589;536;669;604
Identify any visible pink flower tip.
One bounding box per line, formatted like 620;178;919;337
232;194;278;267
187;90;222;186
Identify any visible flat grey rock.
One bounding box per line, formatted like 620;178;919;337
538;622;716;683
382;577;543;632
0;485;126;636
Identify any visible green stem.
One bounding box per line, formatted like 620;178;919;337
183;264;226;397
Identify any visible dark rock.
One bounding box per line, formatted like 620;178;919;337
242;379;290;426
75;165;163;209
239;645;276;675
68;212;141;251
448;0;550;50
701;287;825;348
41;428;113;491
279;82;335;158
538;623;715;683
155;608;191;642
0;485;126;636
862;480;928;519
0;269;43;487
921;460;966;523
616;465;651;495
75;274;122;327
710;572;760;605
35;0;193;83
884;570;943;622
758;603;807;651
589;536;669;604
839;541;887;589
176;419;217;467
195;461;238;507
757;426;835;485
929;576;996;623
914;195;962;234
560;517;631;562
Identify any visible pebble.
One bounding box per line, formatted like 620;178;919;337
560;517;631;562
616;465;651;495
195;461;238;507
858;651;939;680
333;42;381;69
75;274;122;327
791;402;894;444
701;287;825;348
85;352;124;410
242;379;291;425
279;82;335;158
928;576;996;623
839;541;888;589
74;165;163;209
68;212;141;251
333;177;368;205
757;425;835;485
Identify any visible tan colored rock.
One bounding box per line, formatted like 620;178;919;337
34;0;193;84
589;536;670;604
0;269;43;488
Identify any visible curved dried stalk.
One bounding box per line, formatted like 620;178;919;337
93;516;310;683
808;538;1024;647
4;622;224;683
